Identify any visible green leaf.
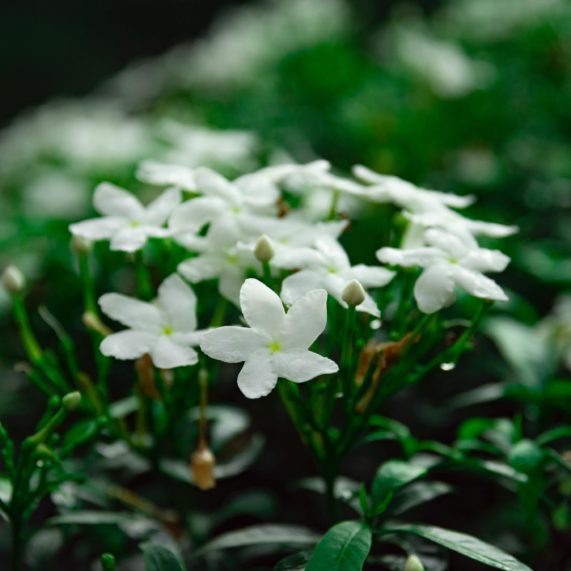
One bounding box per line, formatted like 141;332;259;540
305;521;372;571
390;481;452;516
274;550;312;570
372;461;427;511
141;543;184;571
198;524;320;554
387;524;532;571
48;511;142;526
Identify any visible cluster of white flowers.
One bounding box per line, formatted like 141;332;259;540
71;158;515;396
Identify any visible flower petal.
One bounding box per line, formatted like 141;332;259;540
281;289;328;350
178;255;222;282
280;269;325;306
349;265;395;288
150;336;198;368
462;249;510;273
273;350;338;383
157;274;197;332
240;278;285;337
200;326;265;363
110;227;148;252
94;182;144;219
194;167;241;203
451;266;508;302
143;187;181;226
169;196;226;234
100;330;156;360
99;293;162;331
414;264;456;314
377;247;445;268
70;217;124;241
237;349;277;399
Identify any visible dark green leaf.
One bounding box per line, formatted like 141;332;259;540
390;482;452;516
306;521;372;571
141;543;184;571
372;461;427;510
387;524;532;570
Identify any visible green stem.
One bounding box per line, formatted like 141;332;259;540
327;190;341;220
134;251;153;300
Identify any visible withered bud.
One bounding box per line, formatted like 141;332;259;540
191;444;216;491
342;279;365;307
254;235;274;263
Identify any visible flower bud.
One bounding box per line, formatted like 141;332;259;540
1;265;25;294
342;279;365;307
191;444;216;490
254;235;274;263
62;391;82;411
404;555;424;571
71;234;93;255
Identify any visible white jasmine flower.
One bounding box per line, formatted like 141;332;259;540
352;165;475;212
70;184;181;253
200;278;338;398
404;210;518;241
168;167;279;241
177;225;259;305
377;228;509;313
280;237;394;317
99;274;204;369
137;161;197;192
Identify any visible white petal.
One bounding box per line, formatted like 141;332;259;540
100;330;156;360
178;256;222;282
451;266;508;302
462;249;510;273
357;293;381;317
414;264;456;314
93;182;144;219
237;173;280;207
281;289;328;350
316;237;350;270
168;196;226;234
280;270;325;306
465;219;518;237
143;188;181;226
273;350;338;383
271;246;327;270
99;293;162;331
237;349;278;399
240;278;285;337
200;326;265;363
349;265;395;288
194;167;241;203
109;227;148;252
425;228;469;259
377;247;445;268
137;161;196;191
157;274;197;332
150;336;198;368
219;268;245;306
70;217;124;241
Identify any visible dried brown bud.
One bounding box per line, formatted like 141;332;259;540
191;444;216;491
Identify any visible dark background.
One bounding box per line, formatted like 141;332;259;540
0;0;442;127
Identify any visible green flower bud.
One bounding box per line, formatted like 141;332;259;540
342;279;365;307
62;391;82;412
404;554;424;571
254;235;274;263
1;265;25;294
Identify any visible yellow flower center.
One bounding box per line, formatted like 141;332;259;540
129;220;141;228
162;325;174;336
268;340;282;353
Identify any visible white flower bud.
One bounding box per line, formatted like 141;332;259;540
342;279;365;307
62;391;82;411
71;234;93;255
254;235;274;263
404;555;424;571
1;265;25;294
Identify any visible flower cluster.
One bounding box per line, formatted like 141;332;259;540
71;158;514;396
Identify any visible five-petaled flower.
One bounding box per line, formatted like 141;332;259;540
377;228;509;314
200;278;338;398
99;274;205;368
70;183;180;252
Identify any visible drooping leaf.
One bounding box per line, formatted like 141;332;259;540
141;543;184;571
198;524;320;554
305;521;372;571
387;524;532;571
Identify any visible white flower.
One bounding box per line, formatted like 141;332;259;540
137;160;197;192
352;165;475;212
99;274;204;369
177;225;259;305
200;278;338;398
280;237;394;317
168;167;279;242
70;183;181;252
377;228;509;313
